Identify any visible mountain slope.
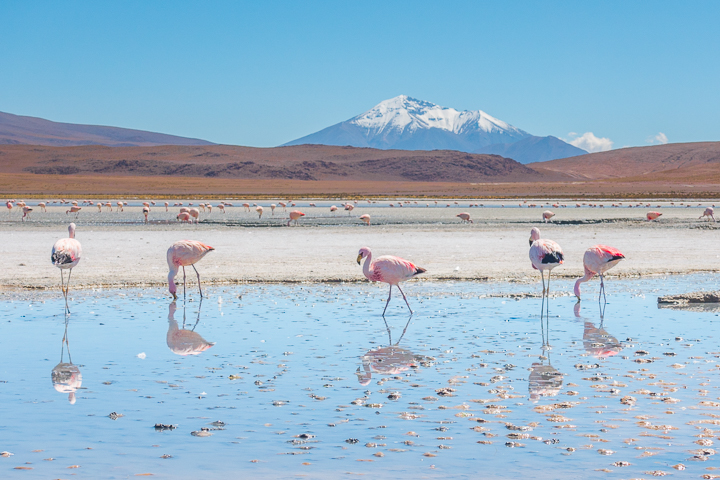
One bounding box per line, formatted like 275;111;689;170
531;142;720;179
0;111;214;147
283;95;585;162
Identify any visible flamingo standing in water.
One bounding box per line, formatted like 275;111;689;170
330;205;338;212
646;211;662;221
456;212;472;223
278;202;287;212
218;204;225;213
243;203;251;212
22;206;33;221
700;207;715;222
142;206;150;223
6;201;12;216
188;208;200;223
270;204;276;215
345;204;354;215
574;245;625;302
542;210;555;223
287;210;304;226
165;202;169;212
256;206;264;218
529;227;564;297
38;202;47;212
167;240;215;299
177;212;191;223
97;203;102;212
66;206;81;218
357;247;426;315
117;202;124;212
52;223;82;313
360;214;371;226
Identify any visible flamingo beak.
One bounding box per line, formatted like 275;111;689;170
172;292;177;300
528;238;533;246
356;254;363;265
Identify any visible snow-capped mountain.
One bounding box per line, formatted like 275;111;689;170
282;95;586;163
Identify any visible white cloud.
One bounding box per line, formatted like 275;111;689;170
563;132;613;153
646;132;668;145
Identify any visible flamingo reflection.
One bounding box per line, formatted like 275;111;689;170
356;316;428;386
574;301;623;358
528;297;563;402
51;316;82;404
166;301;215;356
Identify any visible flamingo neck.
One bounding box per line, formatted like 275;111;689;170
168;266;178;296
362;251;373;279
574;269;595;299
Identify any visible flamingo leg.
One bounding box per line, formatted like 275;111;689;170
182;266;187;300
192;264;204;298
547;271;552;298
396;284;414;314
382;285;393;316
540;271;546;297
600;275;607;305
65;268;72;314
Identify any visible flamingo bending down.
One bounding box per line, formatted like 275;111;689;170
218;204;225;213
574;245;625;302
345;204;354;214
287;210;305;226
243;203;251;212
529;227;564;296
542;210;555;223
52;223;82;313
456;212;473;223
104;202;112;211
646;211;662;221
6;201;12;216
256;206;264;218
167;240;215;299
164;202;169;212
97;203;102;212
700;207;715;222
357;247;426;315
22;206;33;221
278;202;287;211
360;214;371;226
330;205;338;212
38;202;47;212
117;202;124;212
270;204;276;215
143;206;150;223
66;206;81;218
189;208;200;223
177;212;191;223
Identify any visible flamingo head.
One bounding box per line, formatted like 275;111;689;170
529;227;541;246
357;246;371;265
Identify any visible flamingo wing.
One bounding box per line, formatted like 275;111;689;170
371;255;425;284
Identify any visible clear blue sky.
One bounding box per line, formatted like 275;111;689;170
1;1;718;150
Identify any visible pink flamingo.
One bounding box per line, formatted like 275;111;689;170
52;223;82;313
542;210;555;223
278;202;287;211
38;202;47;212
574;245;625;302
456;212;472;223
188;208;200;223
22;206;33;221
529;227;564;297
117;201;124;212
256;205;264;218
646;211;662;221
360;214;371;226
97;203;102;212
357;247;426;315
345;204;354;215
270;204;276;215
243;203;251;212
287;210;305;226
166;302;215;355
218;204;225;213
177;212;191;223
167;240;215;299
6;201;12;216
700;207;715;222
206;204;212;213
66;206;81;218
330;205;338;212
104;202;112;212
165;202;169;212
143;206;150;223
179;207;189;214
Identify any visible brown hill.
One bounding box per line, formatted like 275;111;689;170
0;111;214;147
532;142;720;180
0;144;552;183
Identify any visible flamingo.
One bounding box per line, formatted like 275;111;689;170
345;204;354;215
189;208;200;223
256;206;264;218
177;212;191;223
66;206;81;218
166;302;215;355
97;203;102;212
278;202;287;212
646;211;662;221
218;204;225;213
52;223;82;313
542;210;555;223
117;202;124;212
179;207;189;214
165;202;169;212
574;245;625;302
287;210;305;226
207;204;212;213
456;212;472;223
143;206;150;223
357;247;426;315
38;202;47;212
22;206;32;221
243;203;251;212
529;227;564;297
330;205;337;212
104;202;112;212
270;204;276;215
360;214;371;226
167;240;215;299
6;201;12;216
700;207;715;222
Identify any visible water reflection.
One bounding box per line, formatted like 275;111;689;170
356;316;424;386
528;298;563;401
166;301;215;356
51;316;82;404
574;301;623;358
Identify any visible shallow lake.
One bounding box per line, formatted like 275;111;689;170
2;275;719;479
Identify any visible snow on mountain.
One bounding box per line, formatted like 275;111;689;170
283;95;586;163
